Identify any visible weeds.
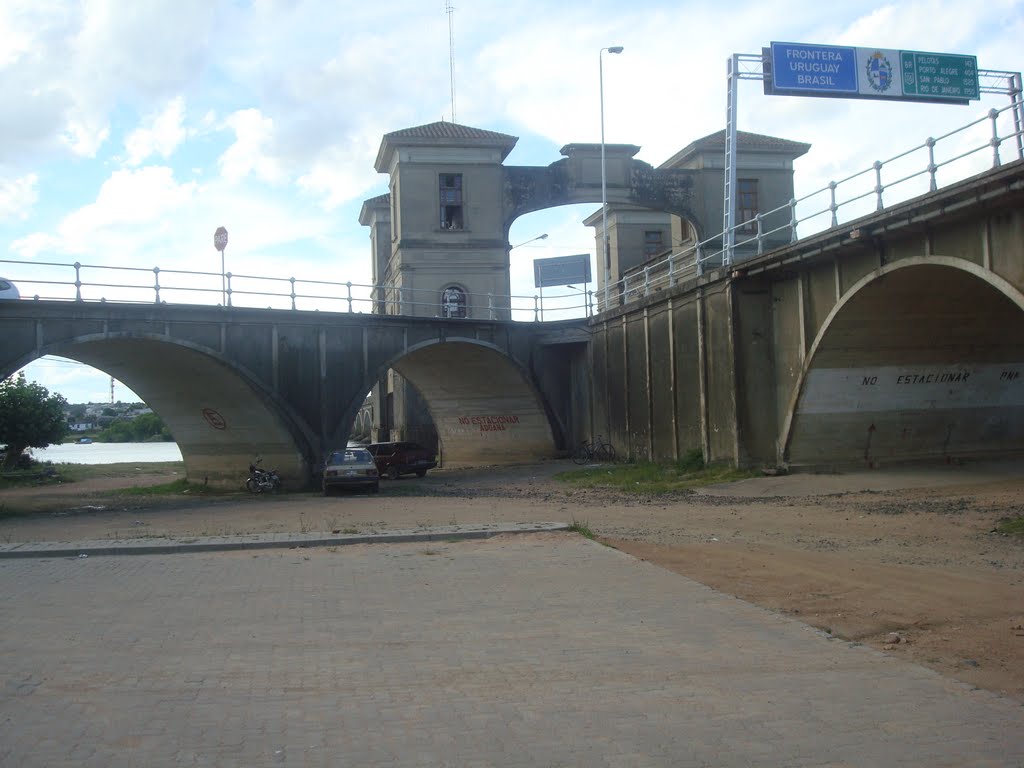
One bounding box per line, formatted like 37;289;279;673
2;461;184;487
994;516;1024;537
567;518;595;539
112;478;232;497
556;454;757;494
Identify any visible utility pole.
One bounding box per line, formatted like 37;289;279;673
446;0;457;122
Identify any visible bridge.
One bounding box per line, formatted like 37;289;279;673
0;304;588;486
3;98;1024;483
590;158;1024;469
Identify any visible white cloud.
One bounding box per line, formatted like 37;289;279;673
0;1;39;69
9;232;60;260
124;97;189;166
296;136;386;211
60;116;111;158
218;109;284;184
0;0;216;165
69;0;215;101
62;166;197;237
0;173;39;220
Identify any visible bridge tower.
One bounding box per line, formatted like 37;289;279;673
368;121;520;320
585;130;810;285
360;121;520;446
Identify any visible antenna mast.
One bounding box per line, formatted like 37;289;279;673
446;0;457;122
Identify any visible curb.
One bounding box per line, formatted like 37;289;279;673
0;522;571;559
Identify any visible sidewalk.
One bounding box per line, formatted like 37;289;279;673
0;521;569;559
1;530;1021;767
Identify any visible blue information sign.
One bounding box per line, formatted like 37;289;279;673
533;254;591;288
767;42;979;104
770;42;858;93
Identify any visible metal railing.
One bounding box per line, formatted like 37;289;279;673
3;93;1020;321
0;257;595;323
609;93;1024;310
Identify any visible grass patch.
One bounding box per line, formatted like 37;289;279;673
567;518;595;539
112;478;234;497
995;516;1024;537
53;461;184;481
556;454;757;494
1;461;185;488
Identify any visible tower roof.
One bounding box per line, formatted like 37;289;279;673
660;129;810;169
374;121;519;171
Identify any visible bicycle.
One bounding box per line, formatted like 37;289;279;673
571;435;617;465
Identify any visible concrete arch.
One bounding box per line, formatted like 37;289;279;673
11;334;316;488
502;150;700;234
780;257;1024;466
358;337;557;466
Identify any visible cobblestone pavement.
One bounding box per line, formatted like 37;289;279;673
1;532;1022;767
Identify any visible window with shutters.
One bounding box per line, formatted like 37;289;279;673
439;174;464;230
737;179;759;234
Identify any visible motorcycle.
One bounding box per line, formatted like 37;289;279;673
246;458;282;494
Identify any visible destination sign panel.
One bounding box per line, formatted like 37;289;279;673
766;42;979;104
900;51;979;100
533;254;591;288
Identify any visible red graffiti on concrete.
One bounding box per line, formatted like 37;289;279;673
202;408;227;430
458;415;520;432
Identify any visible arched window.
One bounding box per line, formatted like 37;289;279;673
441;286;467;319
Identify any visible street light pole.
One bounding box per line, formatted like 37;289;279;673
600;45;623;310
510;233;548;250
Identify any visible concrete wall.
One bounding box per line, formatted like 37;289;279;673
392;341;555;466
746;164;1024;468
589;160;1024;470
589;283;738;464
784;260;1024;466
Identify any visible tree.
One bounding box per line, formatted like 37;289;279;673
96;411;173;443
0;373;69;467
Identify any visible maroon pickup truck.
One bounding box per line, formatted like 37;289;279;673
366;441;437;480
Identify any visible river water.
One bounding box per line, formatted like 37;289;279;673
30;441;183;465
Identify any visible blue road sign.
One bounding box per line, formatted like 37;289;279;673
533;254;591;288
766;42;978;104
770;42;858;93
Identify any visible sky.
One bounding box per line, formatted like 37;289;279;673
2;0;1022;404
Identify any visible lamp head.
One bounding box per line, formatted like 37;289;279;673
608;46;624;54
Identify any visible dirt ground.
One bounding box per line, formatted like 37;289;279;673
2;459;1022;703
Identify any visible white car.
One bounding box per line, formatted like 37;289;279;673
322;447;380;495
0;278;20;300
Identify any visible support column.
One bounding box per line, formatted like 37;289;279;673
644;308;654;460
696;290;710;461
668;298;679;462
622;314;630;460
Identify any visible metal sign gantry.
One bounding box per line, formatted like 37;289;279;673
723;49;1023;265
